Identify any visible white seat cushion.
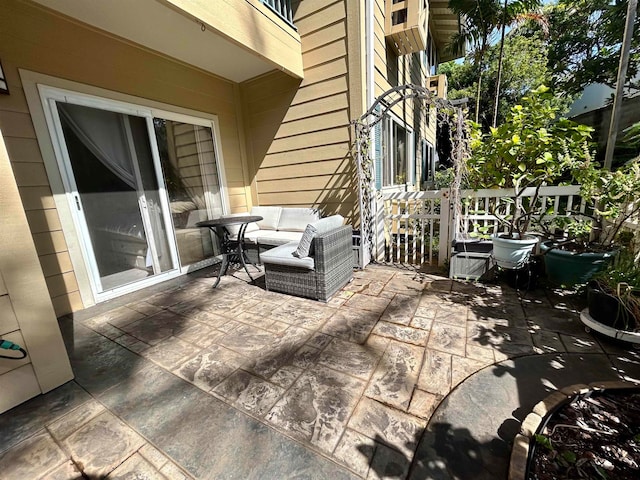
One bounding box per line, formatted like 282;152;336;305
277;208;320;232
242;230;303;245
242;230;261;244
251;206;282;230
258;231;304;246
261;242;315;270
222;212;259;236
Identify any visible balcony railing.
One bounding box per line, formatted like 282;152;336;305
261;0;295;28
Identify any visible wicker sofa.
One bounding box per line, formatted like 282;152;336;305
260;221;353;302
225;206;320;263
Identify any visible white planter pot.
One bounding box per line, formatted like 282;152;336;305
492;234;539;269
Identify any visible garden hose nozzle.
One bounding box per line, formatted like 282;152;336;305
0;339;28;360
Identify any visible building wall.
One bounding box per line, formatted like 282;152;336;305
0;0;253;316
0;128;73;413
240;0;364;223
373;0;437;185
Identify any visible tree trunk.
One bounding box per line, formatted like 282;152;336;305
475;49;486;124
493;0;509;127
475;72;483;123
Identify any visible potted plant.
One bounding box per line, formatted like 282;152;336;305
540;159;640;286
466;86;593;269
582;249;640;345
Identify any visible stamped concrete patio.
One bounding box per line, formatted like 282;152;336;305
1;264;639;479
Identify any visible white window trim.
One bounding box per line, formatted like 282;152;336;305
21;70;230;307
381;112;415;190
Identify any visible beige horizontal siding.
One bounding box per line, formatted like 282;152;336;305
276;110;351;138
18;186;57;211
25;209;62;234
51;291;83;318
257;157;352;181
284;92;348;122
4;137;43;163
262;143;351;168
295;1;346;34
39;252;74;278
303;39;348;69
240;0;362;222
32;231;68;256
1;116;73;408
301;21;346;53
301;58;349;86
290;76;349;106
0;295;19;335
45;272;79;299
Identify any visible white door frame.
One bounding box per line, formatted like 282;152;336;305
38;85;228;302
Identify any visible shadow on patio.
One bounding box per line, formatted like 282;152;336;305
1;264;639;479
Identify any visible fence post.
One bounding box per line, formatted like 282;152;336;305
438;188;451;266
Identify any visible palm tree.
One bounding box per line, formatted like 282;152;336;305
492;0;547;127
448;0;502;123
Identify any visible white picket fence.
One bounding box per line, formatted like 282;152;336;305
375;185;594;266
375;189;450;266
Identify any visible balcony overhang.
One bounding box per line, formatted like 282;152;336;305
32;0;304;82
428;0;461;62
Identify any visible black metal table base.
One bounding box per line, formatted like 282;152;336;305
213;242;260;288
196;215;264;289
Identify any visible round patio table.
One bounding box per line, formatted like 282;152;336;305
196;215;263;288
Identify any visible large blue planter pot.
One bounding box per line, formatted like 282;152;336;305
540;241;617;287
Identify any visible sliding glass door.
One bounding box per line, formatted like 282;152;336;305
152;119;223;268
54;102;176;292
40;87;227;300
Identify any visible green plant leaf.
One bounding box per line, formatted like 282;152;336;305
561;451;577;464
534;434;553;451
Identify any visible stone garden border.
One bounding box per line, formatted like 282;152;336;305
508;380;640;480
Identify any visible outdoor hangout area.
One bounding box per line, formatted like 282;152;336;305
2;0;640;479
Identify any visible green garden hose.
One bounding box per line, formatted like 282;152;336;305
0;339;27;359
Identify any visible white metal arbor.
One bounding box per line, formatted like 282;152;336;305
352;83;470;267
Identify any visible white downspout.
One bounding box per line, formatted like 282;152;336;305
364;0;375;267
366;0;375;110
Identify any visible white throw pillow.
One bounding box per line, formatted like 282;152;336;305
293;224;317;258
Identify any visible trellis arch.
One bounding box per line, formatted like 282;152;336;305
352;83;471;267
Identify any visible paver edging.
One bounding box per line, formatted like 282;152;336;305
508;380;640;480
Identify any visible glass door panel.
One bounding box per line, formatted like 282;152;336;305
153;119;223;267
127;116;173;273
56;102;175;292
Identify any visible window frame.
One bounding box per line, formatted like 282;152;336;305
380;113;415;190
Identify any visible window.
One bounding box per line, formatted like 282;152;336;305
423;33;438;76
421;139;437;188
378;115;415;188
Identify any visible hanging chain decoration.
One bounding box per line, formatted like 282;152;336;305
351;84;471;262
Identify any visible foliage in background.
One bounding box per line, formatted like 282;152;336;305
547;0;640;96
447;0;502;123
440;32;556;130
570;158;640;247
491;0;547;127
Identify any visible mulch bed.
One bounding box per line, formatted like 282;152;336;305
528;389;640;480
